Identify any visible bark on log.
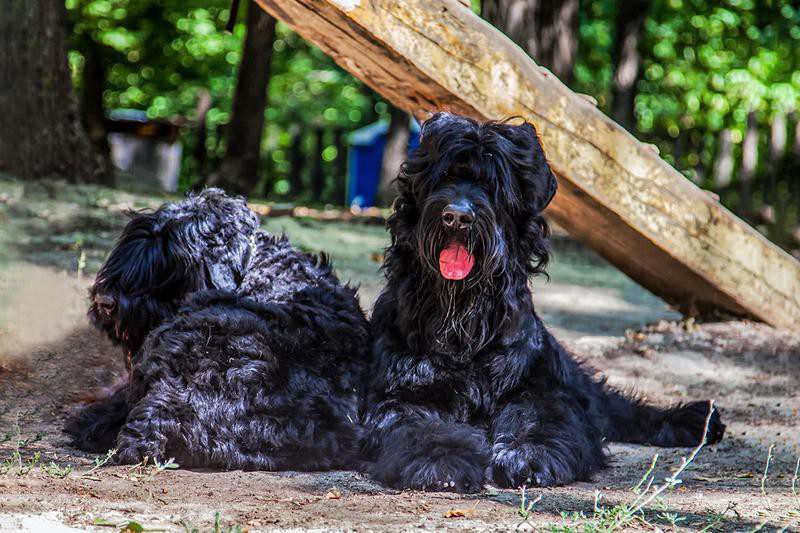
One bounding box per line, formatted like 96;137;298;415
254;0;800;329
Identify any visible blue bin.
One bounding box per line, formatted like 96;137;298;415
347;119;420;208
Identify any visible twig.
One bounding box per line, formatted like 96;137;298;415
226;0;241;33
761;444;775;511
632;453;659;493
610;399;716;530
791;457;799;509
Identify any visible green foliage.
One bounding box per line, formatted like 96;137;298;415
66;0;383;197
574;0;800;251
43;461;74;479
65;0;800;248
577;0;800;162
635;0;800;185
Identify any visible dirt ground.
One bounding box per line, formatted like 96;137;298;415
1;178;799;531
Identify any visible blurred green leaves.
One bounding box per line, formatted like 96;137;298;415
66;0;799;228
576;0;800;180
66;0;380;195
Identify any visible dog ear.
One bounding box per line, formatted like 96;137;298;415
496;121;554;276
90;214;197;351
510;121;558;214
95;214;194;297
203;249;242;291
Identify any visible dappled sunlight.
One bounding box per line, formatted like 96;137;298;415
0;262;91;363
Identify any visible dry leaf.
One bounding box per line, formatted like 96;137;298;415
325;488;341;499
444;508;476;518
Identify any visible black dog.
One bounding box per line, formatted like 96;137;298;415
66;189;260;453
66;190;370;470
362;113;725;492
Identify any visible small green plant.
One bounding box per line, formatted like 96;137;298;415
93;517;147;532
147;457;179;480
124;456;180;482
212;512;244;533
516;484;542;528
551;400;718;532
42;461;73;479
0;412;46;476
82;448;117;477
700;502;738;533
77;249;87;277
761;444;775;510
750;447;800;531
20;451;41;475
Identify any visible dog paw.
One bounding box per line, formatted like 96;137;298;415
114;436;166;465
490;444;571;488
375;454;486;493
663;401;726;446
369;421;489;493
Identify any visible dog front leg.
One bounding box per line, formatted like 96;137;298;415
115;383;180;465
363;402;489;493
489;391;605;488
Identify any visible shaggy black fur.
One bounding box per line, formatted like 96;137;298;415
362;113;725;492
66;190;370;470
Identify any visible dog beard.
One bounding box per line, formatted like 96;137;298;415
413;203;508;358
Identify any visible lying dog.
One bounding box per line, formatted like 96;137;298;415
362;113;725;492
66;189;260;453
66;189;369;470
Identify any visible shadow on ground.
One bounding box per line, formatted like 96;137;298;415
1;178;798;531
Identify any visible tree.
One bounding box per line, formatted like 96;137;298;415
214;2;277;195
0;0;104;182
376;105;410;206
610;0;649;132
481;0;579;84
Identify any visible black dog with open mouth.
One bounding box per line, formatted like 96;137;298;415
362;112;725;492
66;189;370;470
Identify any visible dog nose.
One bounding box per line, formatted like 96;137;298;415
442;202;475;229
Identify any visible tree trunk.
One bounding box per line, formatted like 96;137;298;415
793;111;800;157
287;124;305;198
311;128;326;202
192;89;213;180
610;0;649;132
376;106;410;206
712;129;734;189
739;111;758;217
215;2;277;195
765;111;786;205
79;50;110;158
481;0;578;84
332;128;348;206
0;0;104;182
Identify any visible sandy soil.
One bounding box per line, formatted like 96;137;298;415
1;179;798;531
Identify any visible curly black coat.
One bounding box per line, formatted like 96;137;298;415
66;190;369;470
362;113;725;492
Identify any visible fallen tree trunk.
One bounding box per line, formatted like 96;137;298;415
254;0;800;329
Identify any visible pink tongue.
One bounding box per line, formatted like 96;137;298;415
438;242;475;280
